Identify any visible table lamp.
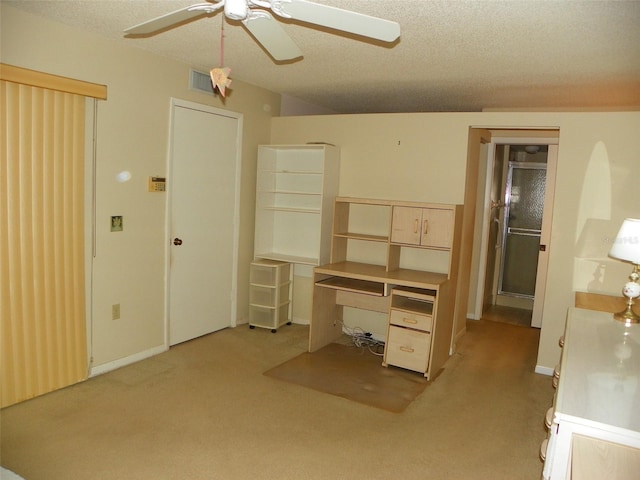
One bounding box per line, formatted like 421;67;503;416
609;218;640;324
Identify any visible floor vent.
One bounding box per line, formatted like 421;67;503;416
189;69;216;96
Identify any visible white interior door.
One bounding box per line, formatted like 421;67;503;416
167;99;242;346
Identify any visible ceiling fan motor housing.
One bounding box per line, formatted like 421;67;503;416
224;0;249;20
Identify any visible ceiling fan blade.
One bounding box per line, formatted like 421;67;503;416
124;3;222;35
270;0;400;42
243;11;303;61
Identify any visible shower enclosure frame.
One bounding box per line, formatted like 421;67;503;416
497;160;548;300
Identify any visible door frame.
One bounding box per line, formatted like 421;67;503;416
164;98;243;347
532;144;558;328
472;132;558;326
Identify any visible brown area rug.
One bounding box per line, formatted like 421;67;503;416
264;343;428;413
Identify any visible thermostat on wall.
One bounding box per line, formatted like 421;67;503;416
148;176;166;192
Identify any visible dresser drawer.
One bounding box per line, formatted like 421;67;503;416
384;326;431;373
389;308;433;332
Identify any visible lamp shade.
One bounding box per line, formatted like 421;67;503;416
609;218;640;264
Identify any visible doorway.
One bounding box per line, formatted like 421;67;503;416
472;132;558;329
497;147;547;299
166;99;243;346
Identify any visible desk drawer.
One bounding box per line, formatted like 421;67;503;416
389;309;433;332
385;326;431;373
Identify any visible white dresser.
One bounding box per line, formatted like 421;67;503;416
542;307;640;479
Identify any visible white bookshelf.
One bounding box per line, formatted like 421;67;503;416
254;144;340;266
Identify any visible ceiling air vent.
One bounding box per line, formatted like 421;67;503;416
189;69;216;96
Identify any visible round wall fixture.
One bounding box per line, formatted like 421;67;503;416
116;170;132;183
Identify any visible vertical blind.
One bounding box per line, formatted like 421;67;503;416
1;79;88;407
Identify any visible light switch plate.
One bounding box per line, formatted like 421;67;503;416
111;216;123;232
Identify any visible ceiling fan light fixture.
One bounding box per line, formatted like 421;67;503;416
224;0;249;20
525;145;541;154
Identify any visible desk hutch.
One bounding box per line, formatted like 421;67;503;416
310;197;463;379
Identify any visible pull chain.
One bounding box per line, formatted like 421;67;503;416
219;15;224;67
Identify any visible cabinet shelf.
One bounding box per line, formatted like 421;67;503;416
254;252;321;266
391;292;435;316
260;206;321;214
333;232;389;242
258;190;322;196
389;241;451;252
258;170;323;175
392;286;437;300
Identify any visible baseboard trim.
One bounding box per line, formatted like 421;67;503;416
291;316;310;325
450;325;467;354
535;365;554;376
89;344;168;377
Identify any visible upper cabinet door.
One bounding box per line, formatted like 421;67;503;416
391;206;454;249
390;206;422;245
420;208;453;249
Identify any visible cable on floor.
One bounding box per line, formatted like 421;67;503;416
339;320;385;356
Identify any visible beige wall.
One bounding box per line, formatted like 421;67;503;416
2;6;280;368
269;111;640;371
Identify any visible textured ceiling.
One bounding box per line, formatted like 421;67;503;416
4;0;640;113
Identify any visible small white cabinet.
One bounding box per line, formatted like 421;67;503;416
391;206;454;249
249;259;292;332
254;144;340;266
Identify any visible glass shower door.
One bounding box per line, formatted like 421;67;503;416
498;162;547;298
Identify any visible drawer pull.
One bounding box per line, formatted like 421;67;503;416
545;407;553;429
400;346;415;353
413;219;419;234
423;219;429;235
539;438;548;461
402;317;418;325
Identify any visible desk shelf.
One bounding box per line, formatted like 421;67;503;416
391;289;436;315
333;232;389;243
315;276;385;296
315;261;448;291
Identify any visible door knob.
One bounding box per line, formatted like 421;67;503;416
173;238;183;246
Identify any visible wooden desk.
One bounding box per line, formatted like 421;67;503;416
310;261;453;379
308;198;463;380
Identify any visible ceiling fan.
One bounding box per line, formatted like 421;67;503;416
124;0;401;61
